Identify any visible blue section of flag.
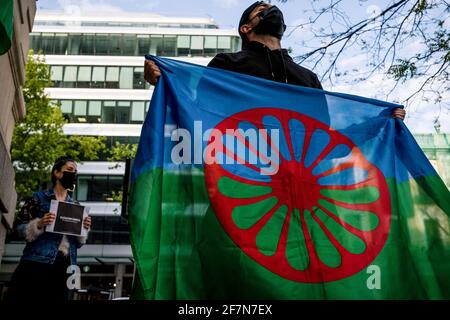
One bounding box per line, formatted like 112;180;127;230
132;55;437;183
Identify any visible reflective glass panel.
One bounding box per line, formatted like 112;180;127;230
53;33;68;54
119;67;133;89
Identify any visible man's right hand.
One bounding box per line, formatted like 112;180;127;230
37;213;55;229
144;60;161;85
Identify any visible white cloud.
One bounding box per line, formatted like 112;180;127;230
337;53;367;70
283;23;319;62
55;0;160;14
213;0;239;9
57;0;124;14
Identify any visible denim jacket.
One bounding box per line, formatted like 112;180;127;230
16;189;87;265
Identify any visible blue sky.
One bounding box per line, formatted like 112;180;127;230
35;0;449;133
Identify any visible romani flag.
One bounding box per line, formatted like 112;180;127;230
0;0;14;55
128;55;450;299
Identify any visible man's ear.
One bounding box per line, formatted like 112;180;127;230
240;24;253;36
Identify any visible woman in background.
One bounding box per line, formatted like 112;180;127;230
6;156;91;301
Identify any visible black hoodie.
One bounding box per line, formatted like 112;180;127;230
208;41;323;90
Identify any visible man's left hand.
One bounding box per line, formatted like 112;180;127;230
392;108;406;120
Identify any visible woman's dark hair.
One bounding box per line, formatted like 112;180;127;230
51;156;76;186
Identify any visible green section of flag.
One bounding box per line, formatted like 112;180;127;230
129;169;450;299
0;0;14;55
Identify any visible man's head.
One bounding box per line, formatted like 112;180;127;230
239;1;287;44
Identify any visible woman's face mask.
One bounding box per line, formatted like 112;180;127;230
59;171;77;191
252;6;287;39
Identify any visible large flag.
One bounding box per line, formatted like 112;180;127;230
129;55;450;299
0;0;14;55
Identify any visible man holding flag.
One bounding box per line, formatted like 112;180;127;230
144;1;406;120
130;2;450;300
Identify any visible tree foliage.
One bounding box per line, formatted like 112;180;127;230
288;0;449;110
11;52;106;201
107;142;137;161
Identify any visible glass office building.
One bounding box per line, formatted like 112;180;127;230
0;10;240;300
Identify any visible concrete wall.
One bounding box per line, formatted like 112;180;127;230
0;0;36;265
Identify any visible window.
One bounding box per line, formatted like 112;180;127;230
88;101;102;123
92;66;106;88
50;66;63;87
177;35;190;48
76;175;123;202
109;34;122;55
74;101;87;114
204;36;217;56
74;100;87;122
106;67;119;88
53;33;68;55
116;101;130;124
131;101;145;123
102;101;116;123
81;34;95;54
133;67;146;89
77;66;92;88
119;67;133;89
232;37;241;52
218;36;231;53
137;35;150;56
177;35;190;56
122;34;136;56
89;101;101;115
163;35;176;56
114;136;139;145
68;34;82;55
104;101;116;107
60;100;72;114
41;33;55;54
28;32;240;57
190;36;204;56
63;66;77;88
57;99;150;124
76;176;90;201
191;36;204;50
108;176;123;199
30;33;41;54
59;100;74;122
95;34;109;55
150;35;163;55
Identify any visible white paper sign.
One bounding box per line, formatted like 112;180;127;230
46;200;89;237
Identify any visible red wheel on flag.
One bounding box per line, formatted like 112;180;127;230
204;108;391;283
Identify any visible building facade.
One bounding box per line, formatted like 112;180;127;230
414;133;450;188
0;0;36;270
1;9;240;299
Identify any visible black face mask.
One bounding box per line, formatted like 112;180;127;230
252;6;286;39
59;171;77;191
